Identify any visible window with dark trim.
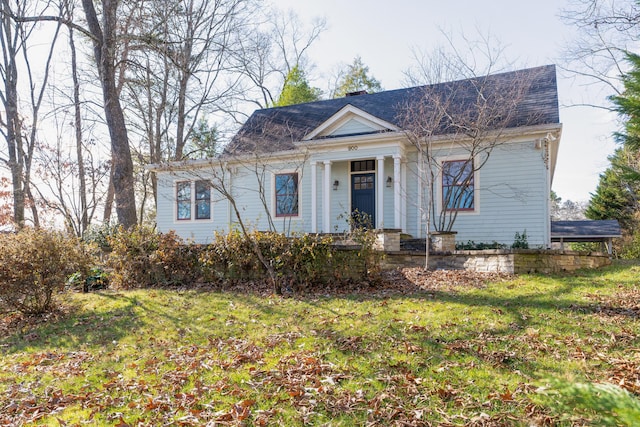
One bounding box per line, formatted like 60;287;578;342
275;173;299;217
195;180;211;219
351;159;375;172
176;180;211;221
176;181;192;220
442;160;474;211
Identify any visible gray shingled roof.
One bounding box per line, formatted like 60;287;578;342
551;220;622;241
227;64;559;154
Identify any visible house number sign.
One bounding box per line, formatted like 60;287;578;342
348;145;358;151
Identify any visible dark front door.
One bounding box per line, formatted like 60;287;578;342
351;173;375;228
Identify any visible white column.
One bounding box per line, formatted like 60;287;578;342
393;154;402;230
377;155;385;229
401;159;407;232
323;160;332;233
311;161;317;233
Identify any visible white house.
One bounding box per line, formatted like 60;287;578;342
150;65;561;248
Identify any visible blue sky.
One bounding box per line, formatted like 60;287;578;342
271;0;619;202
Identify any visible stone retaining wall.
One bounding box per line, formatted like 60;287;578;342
381;249;611;274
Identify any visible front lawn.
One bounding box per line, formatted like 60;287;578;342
1;263;639;426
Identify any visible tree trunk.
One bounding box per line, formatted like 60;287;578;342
1;2;24;227
103;170;115;224
69;27;88;235
82;0;137;228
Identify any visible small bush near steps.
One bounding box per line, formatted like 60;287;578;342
0;228;94;315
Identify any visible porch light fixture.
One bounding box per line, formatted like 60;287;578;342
386;176;393;188
333;180;339;191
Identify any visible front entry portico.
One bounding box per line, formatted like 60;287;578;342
311;154;405;234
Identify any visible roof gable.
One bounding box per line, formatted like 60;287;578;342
303;104;399;140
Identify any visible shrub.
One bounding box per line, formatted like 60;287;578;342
338;214;382;280
288;233;334;285
544;381;640;426
106;226;202;289
155;231;202;286
0;228;94;315
619;231;640;259
456;240;506;250
107;226;382;292
200;229;381;290
83;222;120;252
199;230;262;281
105;226;160;289
201;231;334;285
511;230;529;249
83;267;110;292
569;242;603;253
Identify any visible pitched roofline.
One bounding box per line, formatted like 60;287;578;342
303;103;400;140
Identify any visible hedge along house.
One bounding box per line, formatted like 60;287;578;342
149;65;561;248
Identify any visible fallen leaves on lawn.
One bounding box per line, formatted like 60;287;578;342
600;356;640;396
387;268;512;293
585;285;640;320
176;268;512;298
3;267;637;425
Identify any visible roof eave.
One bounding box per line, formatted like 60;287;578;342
146;149;306;173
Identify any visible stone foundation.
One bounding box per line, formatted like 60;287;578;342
381;249;611;274
430;232;457;252
374;229;401;252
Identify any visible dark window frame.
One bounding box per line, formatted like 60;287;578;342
176;181;192;220
442;159;475;212
195;180;211;220
275;172;299;218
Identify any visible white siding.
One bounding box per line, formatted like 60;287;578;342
407;140;550;247
382;158;395;229
155;160;310;243
329;118;377;136
155;170;228;243
155;139;551;247
329;161;350;232
403;151;423;237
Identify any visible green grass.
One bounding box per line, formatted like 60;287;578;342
1;262;640;426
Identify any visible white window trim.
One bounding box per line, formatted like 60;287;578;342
435;155;480;216
173;180;214;224
271;170;302;220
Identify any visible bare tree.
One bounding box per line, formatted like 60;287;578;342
223;116;308;237
78;0;137;228
155;0;253;161
398;34;544;268
560;0;640;107
122;0;258;224
69;26;88;231
0;0;26;228
0;0;62;228
403;30;515;87
153;118;305;294
232;8;326;112
33;115;110;236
